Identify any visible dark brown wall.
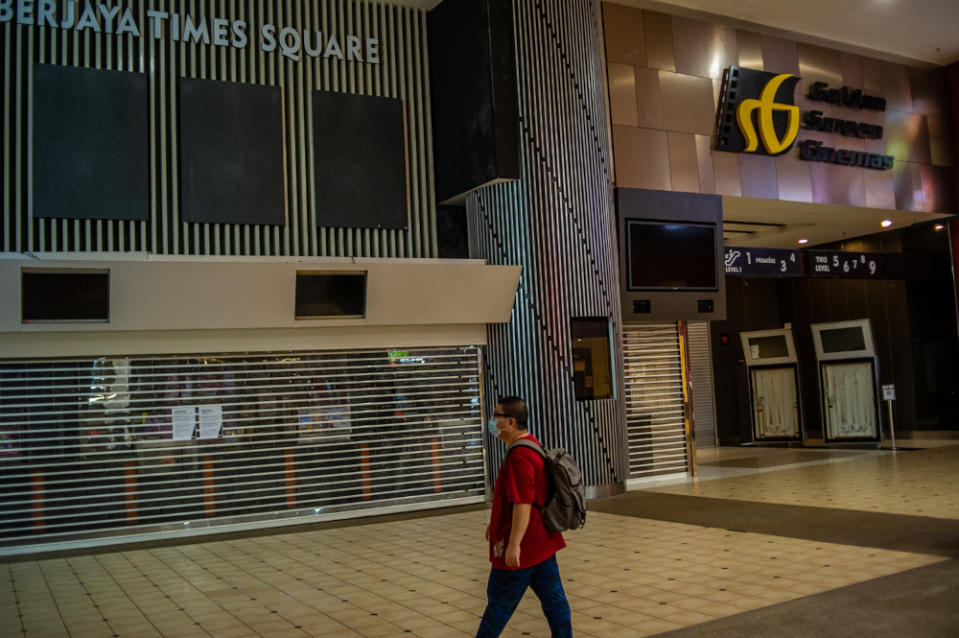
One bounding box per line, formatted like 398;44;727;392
711;274;916;444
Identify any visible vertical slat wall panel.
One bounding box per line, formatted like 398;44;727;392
686;321;718;449
467;0;627;491
623;323;690;480
0;0;436;258
0;345;484;551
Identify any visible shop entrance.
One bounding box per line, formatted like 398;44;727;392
812;319;881;444
821;360;878;439
740;329;803;442
751;368;800;439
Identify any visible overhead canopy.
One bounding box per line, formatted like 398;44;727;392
721;196;954;248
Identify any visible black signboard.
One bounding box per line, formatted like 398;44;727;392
724;247;802;277
806;251;884;278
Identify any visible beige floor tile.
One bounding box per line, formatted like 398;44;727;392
8;448;956;638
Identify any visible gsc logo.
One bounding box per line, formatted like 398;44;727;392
715;66;800;156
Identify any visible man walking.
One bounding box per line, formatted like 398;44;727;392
476;396;572;637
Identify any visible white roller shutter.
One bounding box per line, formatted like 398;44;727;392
687;321;718;449
0;346;486;552
622;323;690;483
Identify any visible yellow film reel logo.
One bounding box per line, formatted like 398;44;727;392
716;67;801;157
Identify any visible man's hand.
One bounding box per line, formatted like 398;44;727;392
485;524;492;541
505;541;522;568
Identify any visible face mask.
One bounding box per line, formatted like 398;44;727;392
487;416;500;437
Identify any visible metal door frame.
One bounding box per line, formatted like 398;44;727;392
747;363;804;443
818;357;882;444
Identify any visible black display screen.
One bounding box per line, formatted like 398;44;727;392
295;272;367;319
748;335;789;359
22;270;110;322
627;220;717;290
820;327;867;354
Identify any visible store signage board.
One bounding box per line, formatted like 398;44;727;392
725;247;802;277
806;251;884;278
715;66;893;170
1;2;381;65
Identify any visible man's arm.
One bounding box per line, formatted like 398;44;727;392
505;503;532;567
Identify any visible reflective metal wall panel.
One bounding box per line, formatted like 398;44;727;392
613;126;671;190
643;12;676;72
608;63;639;126
894;160;924;211
861;57;884;95
760;35;799;76
775;155;814;203
695;134;717;194
0;0;437;258
797;43;843;93
635;67;665;129
863;167;897;210
667;132;701;193
659;71;715;136
921;164;956;213
468;0;627;490
840;52;862;89
882;62;913;112
602;2;646;66
907;67;945;117
810;162;867;207
671;17;737;81
927;117;955;167
738;154;779;200
712;151;743;196
737;30;764;71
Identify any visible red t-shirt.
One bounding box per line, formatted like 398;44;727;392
488;434;566;570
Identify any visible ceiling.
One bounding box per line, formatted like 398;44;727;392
411;0;959;66
598;0;959;67
721;197;952;248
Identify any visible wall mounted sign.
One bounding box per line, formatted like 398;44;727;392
716;67;893;170
1;1;380;64
716;66;800;156
724;247;802;277
806;251;884;278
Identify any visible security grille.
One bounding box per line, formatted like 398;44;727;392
623;323;689;480
0;346;485;550
687;321;718;449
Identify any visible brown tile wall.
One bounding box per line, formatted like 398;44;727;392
602;2;956;213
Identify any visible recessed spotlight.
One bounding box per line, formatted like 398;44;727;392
798;238;808;244
881;219;893;228
934;224;945;231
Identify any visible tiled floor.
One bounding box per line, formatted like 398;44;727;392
3;444;957;637
653;445;959;520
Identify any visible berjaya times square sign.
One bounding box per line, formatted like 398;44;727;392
1;0;381;64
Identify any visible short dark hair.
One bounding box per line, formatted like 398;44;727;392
497;396;528;429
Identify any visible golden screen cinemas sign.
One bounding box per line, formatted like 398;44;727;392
715;66;893;170
0;0;380;64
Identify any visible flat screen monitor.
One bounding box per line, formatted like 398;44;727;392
627;220;717;291
22;270;110;322
295;272;367;319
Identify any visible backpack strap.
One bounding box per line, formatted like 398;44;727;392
506;437;548;509
507;437;547;459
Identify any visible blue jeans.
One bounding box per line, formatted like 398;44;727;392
475;554;572;637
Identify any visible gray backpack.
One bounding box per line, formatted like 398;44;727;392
508;439;587;533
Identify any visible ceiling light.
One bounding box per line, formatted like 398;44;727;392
881;219;893;228
798;238;808;244
934;224;945;231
